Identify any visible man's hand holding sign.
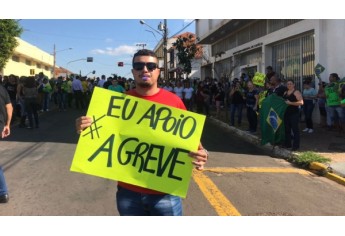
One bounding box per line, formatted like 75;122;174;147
72;49;208;216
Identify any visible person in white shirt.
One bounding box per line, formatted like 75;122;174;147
173;81;184;99
162;81;173;92
183;81;194;111
97;75;106;88
72;76;85;109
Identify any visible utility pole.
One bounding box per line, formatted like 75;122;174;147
52;45;72;78
163;19;168;81
140;19;168;80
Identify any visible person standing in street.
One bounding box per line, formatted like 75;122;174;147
229;80;245;127
325;73;344;131
23;76;39;129
266;73;287;97
283;79;304;151
75;49;208;216
316;81;327;128
302;79;317;133
0;83;13;203
244;80;259;134
72;75;85;110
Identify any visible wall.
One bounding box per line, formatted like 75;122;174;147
2;37;53;77
317;20;345;81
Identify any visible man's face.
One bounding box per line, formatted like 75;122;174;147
270;76;277;86
131;55;160;88
9;76;16;84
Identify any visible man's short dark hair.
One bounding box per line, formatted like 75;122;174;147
270;72;280;81
330;73;340;81
132;49;158;64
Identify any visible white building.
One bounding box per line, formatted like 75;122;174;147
196;19;345;90
1;37;53;78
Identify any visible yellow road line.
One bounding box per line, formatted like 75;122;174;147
193;167;312;216
205;167;311;175
192;169;241;216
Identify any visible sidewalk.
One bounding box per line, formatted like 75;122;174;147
208;106;345;180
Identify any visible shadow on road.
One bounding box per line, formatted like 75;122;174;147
6;108;86;144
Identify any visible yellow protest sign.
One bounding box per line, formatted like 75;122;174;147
253;72;266;87
70;87;206;198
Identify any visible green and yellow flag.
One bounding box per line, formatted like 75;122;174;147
314;63;325;78
252;72;266;87
260;94;288;146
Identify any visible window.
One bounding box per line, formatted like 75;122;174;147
12;55;20;62
25;59;32;66
211;20;301;57
272;32;315;90
268;19;302;34
169;51;175;68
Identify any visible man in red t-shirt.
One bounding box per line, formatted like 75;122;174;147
76;49;208;216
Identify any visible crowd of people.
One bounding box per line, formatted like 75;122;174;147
157;66;345;152
2;66;345;148
0;72;135;129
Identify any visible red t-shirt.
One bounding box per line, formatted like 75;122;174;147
118;88;187;194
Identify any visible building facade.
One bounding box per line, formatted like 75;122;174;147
196;19;345;90
1;37;53;78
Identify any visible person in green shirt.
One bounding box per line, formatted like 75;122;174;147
42;78;52;112
325;73;344;131
108;78;125;93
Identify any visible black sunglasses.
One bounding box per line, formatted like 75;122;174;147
133;62;158;71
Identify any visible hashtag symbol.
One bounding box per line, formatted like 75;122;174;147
82;114;106;139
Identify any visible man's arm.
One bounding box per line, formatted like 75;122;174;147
2;103;13;138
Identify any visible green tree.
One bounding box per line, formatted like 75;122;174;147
0;19;23;70
172;33;201;78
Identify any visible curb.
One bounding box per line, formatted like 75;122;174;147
309;162;345;186
210;117;345;187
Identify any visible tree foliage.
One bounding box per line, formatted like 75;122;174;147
172;33;201;77
0;19;23;70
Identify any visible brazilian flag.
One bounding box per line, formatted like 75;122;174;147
260;94;288;146
314;63;325;77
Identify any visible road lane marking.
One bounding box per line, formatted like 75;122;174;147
192;169;241;216
205;167;311;175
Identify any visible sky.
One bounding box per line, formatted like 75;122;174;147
19;19;195;79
